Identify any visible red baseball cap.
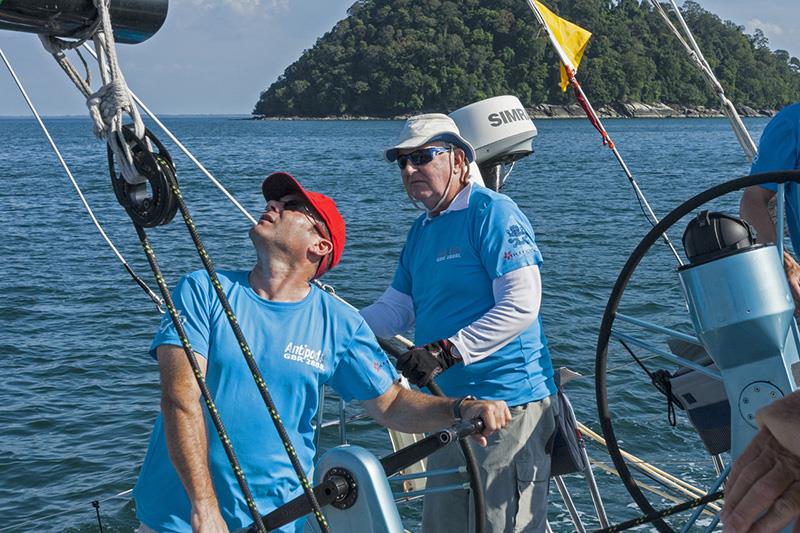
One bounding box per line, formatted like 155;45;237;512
261;172;346;278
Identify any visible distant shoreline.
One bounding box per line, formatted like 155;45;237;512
252;102;778;121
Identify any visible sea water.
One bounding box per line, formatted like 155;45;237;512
0;115;771;532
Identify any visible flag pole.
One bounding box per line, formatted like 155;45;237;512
525;0;684;266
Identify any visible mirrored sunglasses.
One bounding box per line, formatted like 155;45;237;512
396;146;451;169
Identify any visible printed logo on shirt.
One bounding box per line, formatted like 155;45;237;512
283;342;326;371
157;310;186;335
503;247;534;261
506;224;532;248
435;246;462;262
373;358;391;375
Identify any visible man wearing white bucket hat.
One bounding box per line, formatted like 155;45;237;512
362;113;557;532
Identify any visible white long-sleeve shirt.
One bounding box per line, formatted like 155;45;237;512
360;264;541;365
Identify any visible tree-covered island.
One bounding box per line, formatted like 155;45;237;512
253;0;800;118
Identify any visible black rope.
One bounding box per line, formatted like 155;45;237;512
428;381;486;533
618;340;682;426
651;370;678;427
592;491;724;533
133;225;268;533
109;128;329;533
165;183;330;533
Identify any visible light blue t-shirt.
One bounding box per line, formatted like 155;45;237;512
391;185;556;406
751;103;800;252
133;270;397;533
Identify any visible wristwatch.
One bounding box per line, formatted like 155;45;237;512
452;395;477;420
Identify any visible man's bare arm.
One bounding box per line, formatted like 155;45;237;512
157;345;229;532
361;384;511;447
741;186;777;243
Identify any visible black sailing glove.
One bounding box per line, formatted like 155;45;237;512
395;339;461;388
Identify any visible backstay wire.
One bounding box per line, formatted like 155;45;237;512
648;0;757;160
648;0;787;254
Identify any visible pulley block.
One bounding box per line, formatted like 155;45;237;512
108;125;179;227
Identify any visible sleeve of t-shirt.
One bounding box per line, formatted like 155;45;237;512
477;198;544;279
391;242;413;295
328;321;399;402
148;271;213;360
751;110;800;191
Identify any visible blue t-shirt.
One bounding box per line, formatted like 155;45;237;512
391;185;556;406
751;103;800;252
133;270;397;533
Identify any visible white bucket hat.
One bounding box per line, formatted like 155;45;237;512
384;113;476;163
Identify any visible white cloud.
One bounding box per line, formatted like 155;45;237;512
177;0;288;16
745;18;784;36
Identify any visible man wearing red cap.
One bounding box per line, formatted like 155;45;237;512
132;172;511;533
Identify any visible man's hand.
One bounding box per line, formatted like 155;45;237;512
459;399;512;447
721;427;800;532
190;500;230;533
758;390;800;459
783;251;800;318
395;339;461;387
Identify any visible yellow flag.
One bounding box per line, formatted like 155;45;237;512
534;0;592;91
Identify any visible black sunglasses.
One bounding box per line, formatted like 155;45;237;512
280;199;330;239
396;146;451;169
282;198;315;216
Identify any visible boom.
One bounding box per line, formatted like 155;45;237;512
0;0;168;44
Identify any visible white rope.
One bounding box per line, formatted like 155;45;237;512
37;0;146;184
79;43;259;225
649;0;757;160
0;47;163;311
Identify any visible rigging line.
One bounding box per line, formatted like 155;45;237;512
648;0;713;80
618;338;683;419
666;0;714;76
578;352;662;381
593;491;724;533
0;47;164;312
80;43;258;226
81;41;438;445
84;40;425;358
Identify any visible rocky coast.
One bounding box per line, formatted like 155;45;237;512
253;102;778;121
527;102;776;119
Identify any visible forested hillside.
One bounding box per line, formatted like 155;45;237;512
253;0;800;117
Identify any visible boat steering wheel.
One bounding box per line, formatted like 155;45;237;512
596;170;800;532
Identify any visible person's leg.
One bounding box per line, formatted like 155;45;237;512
511;395;557;533
423;395;556;533
421;442;473;532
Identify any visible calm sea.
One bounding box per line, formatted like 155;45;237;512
0;115;770;532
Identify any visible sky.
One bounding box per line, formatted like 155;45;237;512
0;0;798;116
